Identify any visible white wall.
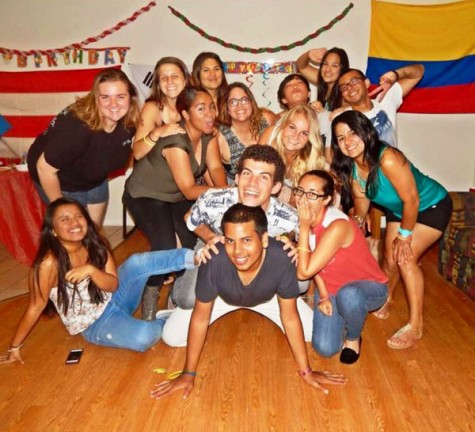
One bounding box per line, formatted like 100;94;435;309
1;0;473;225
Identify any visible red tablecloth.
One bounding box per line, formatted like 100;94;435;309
0;170;45;265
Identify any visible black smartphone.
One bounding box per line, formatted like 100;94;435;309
65;349;83;365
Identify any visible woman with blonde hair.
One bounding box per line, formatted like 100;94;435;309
259;105;326;204
133;57;189;160
217;82;277;183
28;68;140;228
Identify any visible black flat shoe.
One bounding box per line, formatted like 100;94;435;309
340;338;362;364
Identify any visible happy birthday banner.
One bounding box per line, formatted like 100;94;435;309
0;1;157;68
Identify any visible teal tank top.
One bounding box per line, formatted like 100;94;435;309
354;146;447;218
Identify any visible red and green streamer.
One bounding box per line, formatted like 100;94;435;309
168;3;354;54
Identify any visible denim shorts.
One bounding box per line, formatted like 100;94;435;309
35;179;109;206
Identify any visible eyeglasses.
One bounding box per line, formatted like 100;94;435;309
228;96;251;107
292;187;326;200
339;76;364;93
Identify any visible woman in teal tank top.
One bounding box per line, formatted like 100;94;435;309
330;111;452;350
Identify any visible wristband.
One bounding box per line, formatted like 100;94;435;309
391;69;400;81
398;227;413;238
8;343;23;352
143;135;155;147
182;370;197;377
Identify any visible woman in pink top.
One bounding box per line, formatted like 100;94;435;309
295;170;388;364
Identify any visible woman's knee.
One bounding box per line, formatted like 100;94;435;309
132;326;162;352
311;335;340;358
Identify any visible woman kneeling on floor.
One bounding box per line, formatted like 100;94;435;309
295;170;388;364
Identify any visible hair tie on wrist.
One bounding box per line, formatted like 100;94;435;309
391;69;400;81
147;133;158;143
182;370;197;377
298;367;312;377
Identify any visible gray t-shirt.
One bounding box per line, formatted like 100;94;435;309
196;238;299;307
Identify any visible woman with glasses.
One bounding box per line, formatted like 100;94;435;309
330;110;451;350
258;105;326;205
295;170;388;364
217;82;277;183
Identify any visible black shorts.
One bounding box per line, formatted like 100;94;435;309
385;194;452;232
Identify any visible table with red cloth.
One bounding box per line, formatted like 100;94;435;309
0;169;45;265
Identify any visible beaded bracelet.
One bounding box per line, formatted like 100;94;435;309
396;233;412;242
352;215;365;228
298;367;312;377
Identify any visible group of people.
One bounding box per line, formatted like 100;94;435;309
2;48;452;399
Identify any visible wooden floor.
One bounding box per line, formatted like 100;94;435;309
0;230;474;432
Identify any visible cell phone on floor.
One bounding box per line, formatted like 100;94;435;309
65;349;83;365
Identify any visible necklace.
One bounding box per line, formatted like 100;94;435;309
353;164;367;194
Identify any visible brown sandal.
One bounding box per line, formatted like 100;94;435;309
387;324;423;350
372;299;392;320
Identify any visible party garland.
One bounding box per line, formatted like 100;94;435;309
168;3;354;53
0;1;156;57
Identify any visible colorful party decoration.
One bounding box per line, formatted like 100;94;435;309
169;3;354;53
223;61;296;74
0;1;156;67
366;0;475;114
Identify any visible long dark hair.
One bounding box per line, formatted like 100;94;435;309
330;110;400;212
191;52;228;108
31;198;111;315
317;48;349;111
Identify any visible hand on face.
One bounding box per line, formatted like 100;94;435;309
296;198;316;227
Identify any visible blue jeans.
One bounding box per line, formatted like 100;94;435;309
312;280;388;357
82;248;196;352
34;179;109;205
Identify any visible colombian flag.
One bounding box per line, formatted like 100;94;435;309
366;0;475;114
